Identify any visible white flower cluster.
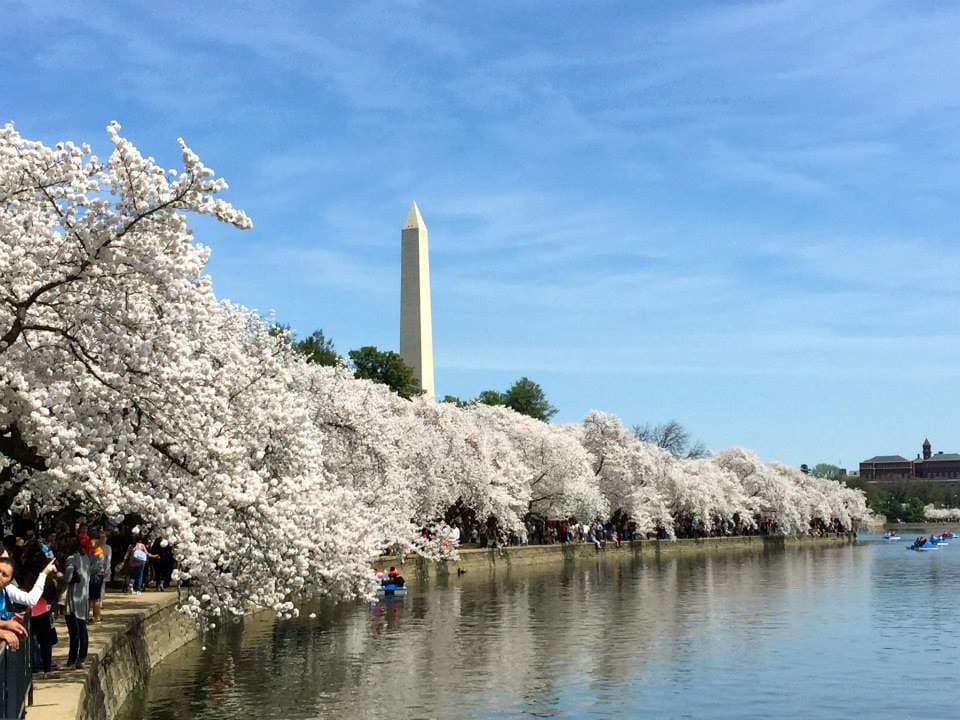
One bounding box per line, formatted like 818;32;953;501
579;412;868;537
0;125;870;618
924;505;960;522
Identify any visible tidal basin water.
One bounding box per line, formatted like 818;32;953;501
119;536;960;720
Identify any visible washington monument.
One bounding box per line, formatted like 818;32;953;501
400;202;435;398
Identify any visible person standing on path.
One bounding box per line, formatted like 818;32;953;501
126;535;156;594
63;535;91;670
93;529;112;616
150;537;175;591
89;532;108;622
13;536;62;678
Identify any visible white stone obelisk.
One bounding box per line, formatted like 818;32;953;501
399;202;435;398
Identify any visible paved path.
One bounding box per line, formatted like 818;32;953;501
29;590;176;720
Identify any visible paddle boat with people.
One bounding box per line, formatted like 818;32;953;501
374;566;408;597
907;536;946;551
883;531;901;541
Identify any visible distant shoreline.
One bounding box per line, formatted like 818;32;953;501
884;523;957;531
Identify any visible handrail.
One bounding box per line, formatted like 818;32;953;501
0;618;32;720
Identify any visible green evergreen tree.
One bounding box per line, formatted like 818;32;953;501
348;346;421;399
294;329;340;366
476;378;556;422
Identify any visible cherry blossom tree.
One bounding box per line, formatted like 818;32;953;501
294;360;423;556
1;123;870;620
584;413;866;537
0;123;377;617
580;412;675;535
408;399;527;531
925;505;960;522
467;404;606;523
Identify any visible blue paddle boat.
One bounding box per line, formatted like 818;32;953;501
375;566;407;597
376;583;407;597
908;536;941;551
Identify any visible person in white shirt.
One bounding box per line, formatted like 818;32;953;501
0;556;56;608
0;556;57;650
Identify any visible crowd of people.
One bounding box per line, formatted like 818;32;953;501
444;510;854;555
0;504;856;684
0;514;177;680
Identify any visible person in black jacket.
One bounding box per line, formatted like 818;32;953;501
150;538;176;591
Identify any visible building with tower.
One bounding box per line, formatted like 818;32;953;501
859;439;960;482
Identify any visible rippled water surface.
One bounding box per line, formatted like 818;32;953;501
118;536;960;720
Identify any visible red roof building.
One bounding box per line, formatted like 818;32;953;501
859;439;960;482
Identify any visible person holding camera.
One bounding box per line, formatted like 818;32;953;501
0;553;58;655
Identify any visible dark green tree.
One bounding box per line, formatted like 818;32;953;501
269;322;294;343
476;389;506;406
294;329;340;366
348;346;421;399
484;377;557;422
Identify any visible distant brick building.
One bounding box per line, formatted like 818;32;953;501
860;439;960;482
859;455;912;481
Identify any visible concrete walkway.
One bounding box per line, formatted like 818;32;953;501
29;590;177;720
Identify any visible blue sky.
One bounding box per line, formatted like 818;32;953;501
4;0;960;468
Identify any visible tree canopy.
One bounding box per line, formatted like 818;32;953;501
294;329;340;367
632;420;708;459
475;377;557;422
348;346;421;399
811;463;844;480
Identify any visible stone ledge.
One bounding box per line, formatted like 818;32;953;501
29;591;198;720
396;533;855;579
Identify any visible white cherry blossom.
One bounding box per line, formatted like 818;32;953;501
0;124;871;618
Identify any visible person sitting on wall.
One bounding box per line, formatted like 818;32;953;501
588;529;603;552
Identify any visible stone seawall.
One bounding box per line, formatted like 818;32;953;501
30;592;200;720
59;534;852;720
78;596;197;720
398;534;855;581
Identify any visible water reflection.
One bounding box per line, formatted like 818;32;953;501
120;538;960;720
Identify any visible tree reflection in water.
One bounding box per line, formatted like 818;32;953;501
120;541;960;720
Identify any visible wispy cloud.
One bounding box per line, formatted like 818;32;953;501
704;141;830;194
6;0;960;465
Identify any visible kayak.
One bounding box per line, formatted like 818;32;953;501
883;535;901;541
376;584;407;597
